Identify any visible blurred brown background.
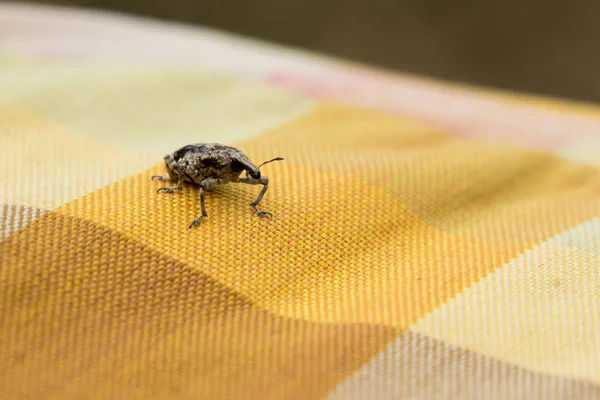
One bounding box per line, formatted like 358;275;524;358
16;0;600;104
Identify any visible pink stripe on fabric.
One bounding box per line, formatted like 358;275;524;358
267;71;600;150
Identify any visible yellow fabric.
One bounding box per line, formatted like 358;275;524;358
2;11;600;399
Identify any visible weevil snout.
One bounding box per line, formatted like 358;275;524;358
246;156;284;180
248;169;261;179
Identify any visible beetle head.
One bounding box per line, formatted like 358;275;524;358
250;157;285;179
230;154;259;179
231;154;284;180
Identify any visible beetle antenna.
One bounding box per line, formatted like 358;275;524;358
258;157;284;168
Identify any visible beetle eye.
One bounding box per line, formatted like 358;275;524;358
231;159;246;173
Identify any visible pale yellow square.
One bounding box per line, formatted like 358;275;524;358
410;218;600;384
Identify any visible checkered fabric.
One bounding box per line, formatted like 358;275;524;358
1;3;599;399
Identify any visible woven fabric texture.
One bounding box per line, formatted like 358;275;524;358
1;3;600;400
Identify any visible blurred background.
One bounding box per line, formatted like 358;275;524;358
13;0;600;104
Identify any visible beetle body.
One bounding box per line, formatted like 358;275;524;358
164;143;261;185
152;143;283;228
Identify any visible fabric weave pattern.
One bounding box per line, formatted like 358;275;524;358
1;3;600;399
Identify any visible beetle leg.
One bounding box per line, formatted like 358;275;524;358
156;177;183;193
189;186;206;228
189;178;226;228
240;176;272;218
151;175;171;181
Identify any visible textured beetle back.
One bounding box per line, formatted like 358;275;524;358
167;143;257;184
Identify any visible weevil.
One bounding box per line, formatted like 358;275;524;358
152;143;284;228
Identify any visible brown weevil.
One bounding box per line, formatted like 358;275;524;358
152;143;284;228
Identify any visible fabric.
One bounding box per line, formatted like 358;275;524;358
1;3;600;399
